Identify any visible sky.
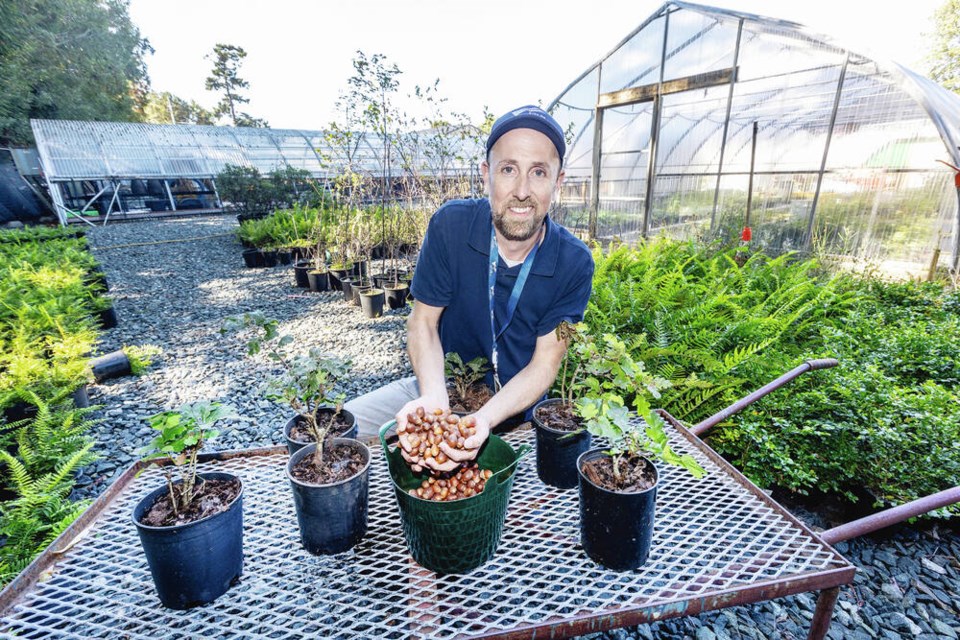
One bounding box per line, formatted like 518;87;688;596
128;0;946;131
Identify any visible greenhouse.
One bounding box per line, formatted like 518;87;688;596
549;0;960;276
29;119;482;225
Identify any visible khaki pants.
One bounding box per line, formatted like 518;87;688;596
344;376;420;439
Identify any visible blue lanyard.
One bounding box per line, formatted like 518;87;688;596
488;223;541;390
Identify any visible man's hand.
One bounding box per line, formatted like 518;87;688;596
396;396;452;473
438;413;492;465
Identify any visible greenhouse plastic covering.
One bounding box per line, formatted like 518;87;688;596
30;120;480;182
548;1;960;276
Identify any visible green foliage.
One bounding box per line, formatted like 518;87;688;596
444;352;489;399
0;0;151;146
928;0;960;94
221;312;351;467
141;401;236;515
205;43;267;127
561;324;705;484
138;90;214;125
0;393;99;586
710;277;960;514
123;344;162;376
570;238;960;514
583;238;849;424
0;235;105;409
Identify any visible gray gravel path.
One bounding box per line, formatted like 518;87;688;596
78;215;959;640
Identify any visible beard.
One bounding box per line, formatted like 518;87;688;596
492;198;547;241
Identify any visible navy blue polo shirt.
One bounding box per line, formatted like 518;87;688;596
411;198;594;393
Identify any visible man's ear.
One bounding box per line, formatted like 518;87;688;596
480;160;491;194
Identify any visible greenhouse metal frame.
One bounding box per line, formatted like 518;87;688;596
548;1;960;276
30;119;481;226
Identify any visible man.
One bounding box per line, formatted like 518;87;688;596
345;105;594;471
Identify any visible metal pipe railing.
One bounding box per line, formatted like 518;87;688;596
821;486;960;545
691;358;838;436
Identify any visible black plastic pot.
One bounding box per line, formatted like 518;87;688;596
532;398;592;489
307;269;330;292
71;384;90;409
577;448;658;571
383;283;409;310
282;407;358;455
351;260;368;278
340;277;356;302
328;265;352;291
133;472;244;609
286;440;370;555
359;288;385;318
293;262;311;288
89;349;132;382
97;305;118;329
276;249;293;266
261;250;279;268
351;280;372;306
241;248;264;268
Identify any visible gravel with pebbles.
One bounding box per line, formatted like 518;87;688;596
77;214;959;639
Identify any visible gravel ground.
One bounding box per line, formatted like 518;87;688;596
78;214;959;640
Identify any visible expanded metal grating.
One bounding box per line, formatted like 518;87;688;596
0;416;854;639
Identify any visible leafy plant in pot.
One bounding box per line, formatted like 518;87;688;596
220;312;368;555
530;322;599;488
577;392;705;571
444;352;492;415
220;312;357;455
132;401;243;609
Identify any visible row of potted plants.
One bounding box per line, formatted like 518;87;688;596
132;313;710;609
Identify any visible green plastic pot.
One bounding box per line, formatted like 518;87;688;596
379;420;531;575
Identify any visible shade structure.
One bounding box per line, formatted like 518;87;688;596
549;1;960;276
30;119;482;225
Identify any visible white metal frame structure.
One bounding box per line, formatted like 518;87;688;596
30;120;482;226
549;1;960;276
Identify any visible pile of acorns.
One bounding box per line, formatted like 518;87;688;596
398;407;491;502
409;464;493;501
397;407;477;467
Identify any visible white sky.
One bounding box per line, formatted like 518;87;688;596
128;0;945;130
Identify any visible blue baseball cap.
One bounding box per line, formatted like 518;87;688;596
486;105;566;168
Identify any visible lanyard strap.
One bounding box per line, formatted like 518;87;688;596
488;223;541;390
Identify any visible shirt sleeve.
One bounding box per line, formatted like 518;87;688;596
535;248;595;336
410;207;453;307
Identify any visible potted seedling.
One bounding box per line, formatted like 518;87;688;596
132;401;243;609
577;390;705;571
530;322;597;488
220;312;356;454
444;352;493;415
221;312;368;555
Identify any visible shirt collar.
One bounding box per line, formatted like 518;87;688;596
467;199;559;277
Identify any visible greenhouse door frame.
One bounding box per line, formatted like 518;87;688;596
593;66;736;239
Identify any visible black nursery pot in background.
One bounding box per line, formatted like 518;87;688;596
307;269;330;292
132;472;244;609
360;288;385;318
293;262;311;288
384;283;409;310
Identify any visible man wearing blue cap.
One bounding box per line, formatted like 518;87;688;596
346;105;594;471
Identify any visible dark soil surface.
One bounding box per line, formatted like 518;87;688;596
535;401;581;432
290;442;366;485
288;411;353;443
139;477;241;528
448;382;493;413
581;453;657;492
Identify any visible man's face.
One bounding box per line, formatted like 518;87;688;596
481;128;565;242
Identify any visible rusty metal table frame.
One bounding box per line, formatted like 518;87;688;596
0;412;855;639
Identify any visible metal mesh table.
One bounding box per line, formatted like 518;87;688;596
0;414;855;639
